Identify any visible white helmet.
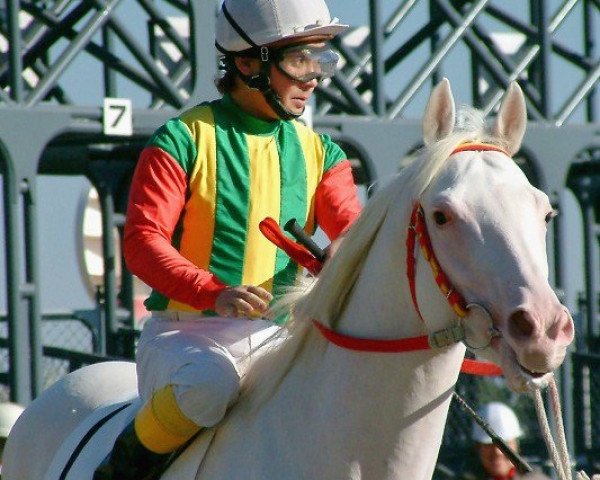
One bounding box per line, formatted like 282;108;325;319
216;0;348;53
472;402;523;444
0;402;24;438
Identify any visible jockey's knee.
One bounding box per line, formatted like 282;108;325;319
171;357;241;428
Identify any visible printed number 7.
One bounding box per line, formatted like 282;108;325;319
110;104;126;128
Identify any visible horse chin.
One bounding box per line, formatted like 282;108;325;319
496;341;552;393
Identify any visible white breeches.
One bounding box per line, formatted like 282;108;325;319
136;311;280;428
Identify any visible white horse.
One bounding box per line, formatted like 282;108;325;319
4;80;574;480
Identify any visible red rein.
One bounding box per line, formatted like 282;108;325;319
259;217;322;276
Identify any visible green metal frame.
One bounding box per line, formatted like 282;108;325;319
0;0;598;472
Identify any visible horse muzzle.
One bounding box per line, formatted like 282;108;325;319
506;306;574;373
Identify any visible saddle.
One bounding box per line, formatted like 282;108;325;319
44;397;215;480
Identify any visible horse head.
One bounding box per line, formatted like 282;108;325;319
417;79;574;392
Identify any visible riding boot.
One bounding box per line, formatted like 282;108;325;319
95;385;201;480
93;421;171;480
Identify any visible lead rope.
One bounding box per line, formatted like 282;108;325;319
549;378;573;480
533;376;570;480
533;376;600;480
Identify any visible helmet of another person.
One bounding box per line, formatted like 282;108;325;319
0;402;24;438
216;0;348;53
472;402;523;444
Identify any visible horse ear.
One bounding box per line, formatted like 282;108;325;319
492;82;527;155
422;78;455;146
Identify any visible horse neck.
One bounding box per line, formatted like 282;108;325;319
253;212;467;479
336;209;423;339
260;335;465;479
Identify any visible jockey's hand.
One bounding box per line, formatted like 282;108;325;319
215;285;273;318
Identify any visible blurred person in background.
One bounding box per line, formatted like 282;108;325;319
460;402;550;480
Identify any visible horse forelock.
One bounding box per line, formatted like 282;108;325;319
241;105;509;408
411;106;513;195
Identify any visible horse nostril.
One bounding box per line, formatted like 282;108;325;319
561;314;575;342
547;308;575;344
508;310;536;338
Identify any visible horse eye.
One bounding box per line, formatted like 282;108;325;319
545;210;557;224
433;211;448;226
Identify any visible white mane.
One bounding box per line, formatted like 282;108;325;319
241;106;505;407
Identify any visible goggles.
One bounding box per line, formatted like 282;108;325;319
275;44;339;82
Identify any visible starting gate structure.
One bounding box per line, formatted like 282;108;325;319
0;0;598;474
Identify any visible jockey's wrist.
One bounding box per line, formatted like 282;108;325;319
193;275;228;311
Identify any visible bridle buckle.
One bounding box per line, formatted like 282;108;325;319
428;325;466;349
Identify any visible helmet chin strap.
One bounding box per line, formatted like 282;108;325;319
263;87;303;120
238;60;303;121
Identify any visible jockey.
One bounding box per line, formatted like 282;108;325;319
94;0;362;478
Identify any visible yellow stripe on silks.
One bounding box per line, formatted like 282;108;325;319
242;134;281;292
292;121;324;234
134;385;200;454
168;106;218;312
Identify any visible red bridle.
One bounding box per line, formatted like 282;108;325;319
406;202;469;322
261;143;509;376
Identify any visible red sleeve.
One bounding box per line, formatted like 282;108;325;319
315;160;362;240
124;146;227;310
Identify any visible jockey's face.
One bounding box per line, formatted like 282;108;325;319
267;47;321;117
233;36;333;120
477;439;518;477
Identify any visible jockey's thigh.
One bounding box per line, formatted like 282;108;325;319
136;312;280;427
